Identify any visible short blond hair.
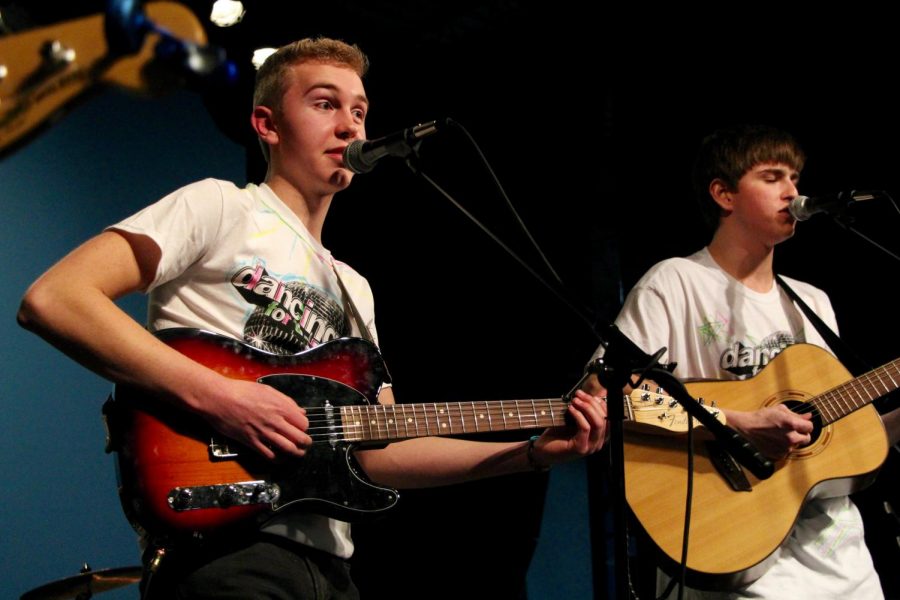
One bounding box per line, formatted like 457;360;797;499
253;37;368;114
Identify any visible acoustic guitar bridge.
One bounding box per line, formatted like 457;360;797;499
705;441;752;492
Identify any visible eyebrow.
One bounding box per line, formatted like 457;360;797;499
757;166;800;181
307;83;369;107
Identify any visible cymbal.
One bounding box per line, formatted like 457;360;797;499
20;565;141;600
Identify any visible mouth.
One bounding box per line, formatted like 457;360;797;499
325;146;349;164
779;208;797;223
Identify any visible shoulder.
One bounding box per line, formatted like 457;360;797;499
333;260;373;294
778;273;833;312
633;250;719;292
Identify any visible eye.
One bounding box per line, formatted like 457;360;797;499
352;108;366;120
315;100;334;110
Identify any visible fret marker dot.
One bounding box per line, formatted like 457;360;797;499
370;420;376;425
407;418;413;423
388;419;394;424
441;423;447;428
508;412;514;417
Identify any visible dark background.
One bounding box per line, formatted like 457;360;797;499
3;2;898;599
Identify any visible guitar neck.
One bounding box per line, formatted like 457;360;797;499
338;399;568;443
814;357;900;424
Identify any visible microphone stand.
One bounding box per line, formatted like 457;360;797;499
398;129;774;598
829;214;900;263
582;323;665;600
582;325;774;599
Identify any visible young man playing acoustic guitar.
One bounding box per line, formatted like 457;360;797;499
17;38;608;598
589;124;900;598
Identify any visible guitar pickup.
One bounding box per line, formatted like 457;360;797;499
705;441;752;492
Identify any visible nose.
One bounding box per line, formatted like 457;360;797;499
336;111;362;141
785;179;799;200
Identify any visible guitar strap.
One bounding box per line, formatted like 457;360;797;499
331;260;375;344
776;274;872;375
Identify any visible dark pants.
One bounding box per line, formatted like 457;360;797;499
141;534;360;600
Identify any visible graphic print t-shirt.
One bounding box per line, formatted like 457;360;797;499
111;178;379;558
603;247;883;599
113;178;377;352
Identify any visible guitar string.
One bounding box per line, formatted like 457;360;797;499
804;361;900;423
301;402;569;441
276;357;900;436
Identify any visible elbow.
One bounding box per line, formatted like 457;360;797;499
17;281;52;333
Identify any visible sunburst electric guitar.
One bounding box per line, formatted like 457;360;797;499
104;328;722;538
624;343;895;589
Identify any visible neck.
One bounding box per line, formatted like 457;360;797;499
265;172;333;244
707;226;775;293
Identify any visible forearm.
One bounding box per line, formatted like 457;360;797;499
355;389;606;488
355;437;535;489
17;232;229;409
17;242;219;409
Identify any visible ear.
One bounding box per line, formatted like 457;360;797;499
251;106;279;147
709;178;734;214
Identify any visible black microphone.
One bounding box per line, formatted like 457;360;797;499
789;190;883;221
342;120;442;174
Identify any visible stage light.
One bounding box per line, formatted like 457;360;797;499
252;47;277;70
210;0;245;27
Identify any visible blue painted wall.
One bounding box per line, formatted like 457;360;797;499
1;88;245;599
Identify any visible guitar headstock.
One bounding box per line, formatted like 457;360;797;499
624;384;726;435
1;2;207;155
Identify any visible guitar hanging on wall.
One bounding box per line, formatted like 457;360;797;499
0;1;229;157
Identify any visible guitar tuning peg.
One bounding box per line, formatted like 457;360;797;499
641;383;650;391
698;397;704;405
711;400;717;408
655;386;663;394
42;40;76;66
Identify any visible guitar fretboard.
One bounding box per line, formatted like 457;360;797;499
339;399;568;442
814;358;900;424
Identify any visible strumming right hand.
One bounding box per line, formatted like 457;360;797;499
189;376;312;460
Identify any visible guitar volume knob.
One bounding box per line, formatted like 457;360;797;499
170;488;194;510
217;484;242;507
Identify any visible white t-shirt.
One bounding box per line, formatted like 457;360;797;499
604;247;883;599
112;178;383;558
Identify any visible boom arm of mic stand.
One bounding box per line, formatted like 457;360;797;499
642;367;775;481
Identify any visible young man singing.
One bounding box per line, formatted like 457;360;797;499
18;38;607;598
590;124;899;598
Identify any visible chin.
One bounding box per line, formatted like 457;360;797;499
330;169;354;191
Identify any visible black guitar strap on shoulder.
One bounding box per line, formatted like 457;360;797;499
775;274;872;376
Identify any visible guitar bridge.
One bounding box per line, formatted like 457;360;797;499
705;441;752;492
167;481;281;511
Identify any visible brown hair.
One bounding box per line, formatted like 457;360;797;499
693;124;805;229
